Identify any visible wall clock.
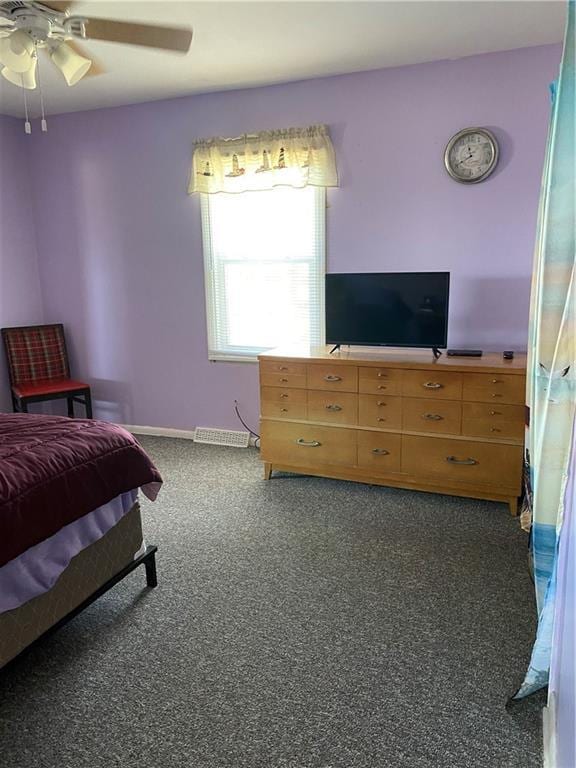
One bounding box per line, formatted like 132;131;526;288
444;127;499;184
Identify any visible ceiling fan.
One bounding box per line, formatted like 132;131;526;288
0;1;193;90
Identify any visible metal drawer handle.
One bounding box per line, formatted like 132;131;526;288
491;379;501;384
423;381;443;389
377;372;388;378
280;393;289;399
280;408;288;412
377;401;387;406
279;378;288;383
489;410;501;416
325;404;342;411
423;413;443;421
377;417;386;422
371;448;390;455
491;393;502;398
324;374;342;382
377;385;387;390
446;456;478;466
296;438;321;447
278;366;289;371
490;427;501;433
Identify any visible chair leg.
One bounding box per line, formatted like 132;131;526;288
84;390;93;419
11;394;19;413
67;397;74;418
20;400;28;413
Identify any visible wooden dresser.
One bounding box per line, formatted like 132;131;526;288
258;347;526;515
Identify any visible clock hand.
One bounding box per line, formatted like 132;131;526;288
456;153;473;167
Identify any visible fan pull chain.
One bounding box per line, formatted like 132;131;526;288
35;44;48;132
22;77;31;134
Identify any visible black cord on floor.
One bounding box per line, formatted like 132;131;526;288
234;400;260;449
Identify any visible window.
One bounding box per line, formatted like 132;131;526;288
201;185;325;361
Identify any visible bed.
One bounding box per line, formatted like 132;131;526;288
0;413;162;669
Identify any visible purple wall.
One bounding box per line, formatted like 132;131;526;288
28;44;561;429
0;116;44;411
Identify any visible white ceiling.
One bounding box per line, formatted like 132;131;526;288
0;0;566;117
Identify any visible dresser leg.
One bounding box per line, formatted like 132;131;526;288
508;497;519;517
264;462;273;480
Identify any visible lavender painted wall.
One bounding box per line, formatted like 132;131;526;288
0;116;44;411
28;44;561;429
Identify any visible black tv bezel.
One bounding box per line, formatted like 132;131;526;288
325;271;450;350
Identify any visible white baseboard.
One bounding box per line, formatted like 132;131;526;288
120;424;197;440
121;424;258;447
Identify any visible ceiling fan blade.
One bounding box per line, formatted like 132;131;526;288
39;1;75;11
83;18;192;53
66;38;106;77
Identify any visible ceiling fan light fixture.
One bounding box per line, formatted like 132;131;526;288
51;42;92;86
0;30;35;74
1;59;37;90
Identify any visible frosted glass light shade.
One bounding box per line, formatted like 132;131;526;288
0;30;35;73
51;42;91;86
1;60;37;90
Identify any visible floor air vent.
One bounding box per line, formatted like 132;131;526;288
194;427;250;448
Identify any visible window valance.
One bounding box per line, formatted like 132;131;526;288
188;124;338;195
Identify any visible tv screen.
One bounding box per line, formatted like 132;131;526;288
325;272;450;349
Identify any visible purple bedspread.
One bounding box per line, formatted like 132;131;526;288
0;413;162;567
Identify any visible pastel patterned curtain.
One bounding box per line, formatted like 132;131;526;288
188;124;338;194
548;421;576;767
513;0;575;700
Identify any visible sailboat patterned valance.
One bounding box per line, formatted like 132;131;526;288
187;124;338;194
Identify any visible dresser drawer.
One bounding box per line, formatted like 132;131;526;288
402;370;462;400
463;373;525;405
402;398;461;435
261;401;307;420
358;394;402;429
261;386;306;419
308;391;358;425
261;386;306;404
307;364;358;393
358;367;402;395
357;431;401;473
462;403;524;440
260;360;306;375
402;435;522;490
261;421;356;467
261;372;307;389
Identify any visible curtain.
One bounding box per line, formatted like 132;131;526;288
188;124;338;195
513;0;575;700
547;419;576;767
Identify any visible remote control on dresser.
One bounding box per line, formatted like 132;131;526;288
447;349;483;357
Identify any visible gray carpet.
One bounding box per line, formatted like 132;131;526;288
0;437;544;768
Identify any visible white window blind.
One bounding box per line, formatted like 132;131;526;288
201;185;325;362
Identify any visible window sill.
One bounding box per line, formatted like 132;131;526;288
208;355;259;363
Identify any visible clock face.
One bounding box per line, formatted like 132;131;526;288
444;128;499;183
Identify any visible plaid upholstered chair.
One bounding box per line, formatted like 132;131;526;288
1;324;92;418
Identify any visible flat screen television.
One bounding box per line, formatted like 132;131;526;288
325;272;450;350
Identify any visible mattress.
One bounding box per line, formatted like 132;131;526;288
0;489;140;615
